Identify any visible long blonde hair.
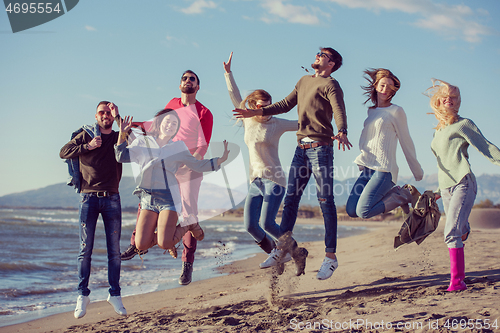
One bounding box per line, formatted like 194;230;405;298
425;79;461;130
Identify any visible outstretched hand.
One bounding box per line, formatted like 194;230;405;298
223;52;233;73
120;115;133;133
218;140;230;166
332;133;353;151
232;108;262;119
118;115;133;144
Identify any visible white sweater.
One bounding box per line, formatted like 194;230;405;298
115;137;220;213
225;72;298;188
354;104;423;184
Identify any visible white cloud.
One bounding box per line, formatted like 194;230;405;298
179;0;217;15
261;0;321;25
325;0;493;43
84;25;96;31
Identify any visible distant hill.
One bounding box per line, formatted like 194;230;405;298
0;177;248;210
1;174;500;209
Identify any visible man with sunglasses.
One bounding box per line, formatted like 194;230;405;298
60;101;127;318
121;70;213;286
233;47;351;281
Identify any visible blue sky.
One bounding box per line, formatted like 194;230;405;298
1;0;500;197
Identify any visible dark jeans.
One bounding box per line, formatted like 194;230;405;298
244;178;286;242
280;144;338;253
78;193;122;296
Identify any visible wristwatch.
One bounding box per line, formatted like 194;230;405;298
338;128;347;135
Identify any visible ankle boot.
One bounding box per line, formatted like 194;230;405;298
276;231;295;253
188;222;204;241
256;235;276;254
290;241;308;276
167;224;190;259
179;261;193;285
447;247;467;291
403;184;421;208
382;186;412;214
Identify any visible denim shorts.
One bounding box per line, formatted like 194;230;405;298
138;188;176;214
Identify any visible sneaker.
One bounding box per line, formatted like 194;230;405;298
179;261;193;285
74;295;90;319
316;257;339;280
292;247;309;276
107;295;127;316
121;244;148;261
260;248;285;268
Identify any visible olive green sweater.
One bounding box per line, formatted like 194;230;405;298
431;117;500;192
261;75;347;145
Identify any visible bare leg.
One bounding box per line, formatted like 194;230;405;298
157;210;190;250
135;209;159;251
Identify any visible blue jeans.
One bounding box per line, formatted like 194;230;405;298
244;178;286;242
78;193;122;297
346;167;395;219
280;144;338;253
441;174;476;248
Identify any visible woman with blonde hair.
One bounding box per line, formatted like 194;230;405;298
346;68;423;219
115;109;229;257
223;52;300;274
427;79;500;291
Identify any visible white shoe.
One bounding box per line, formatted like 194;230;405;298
107;295;127;316
74;295;90;319
316;257;338;280
259;249;291;268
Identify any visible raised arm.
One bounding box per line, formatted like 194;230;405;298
117;116;133;145
224;52;244;109
114;115;135;163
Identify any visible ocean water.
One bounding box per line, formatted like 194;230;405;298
0;207;368;327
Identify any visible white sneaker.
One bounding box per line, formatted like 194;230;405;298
259;249;291;268
107;295;127;316
74;295;90;319
316;257;338;280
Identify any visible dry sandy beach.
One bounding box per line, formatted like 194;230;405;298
4;212;500;333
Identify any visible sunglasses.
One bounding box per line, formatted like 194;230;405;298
181;76;196;82
97;110;112;116
317;52;334;62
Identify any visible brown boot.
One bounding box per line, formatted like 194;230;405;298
188;222;204;241
291;246;309;276
166;224;190;258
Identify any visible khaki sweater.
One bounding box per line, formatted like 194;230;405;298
261;74;347;145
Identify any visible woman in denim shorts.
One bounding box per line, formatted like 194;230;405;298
115;109;229;257
427;79;500;291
